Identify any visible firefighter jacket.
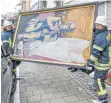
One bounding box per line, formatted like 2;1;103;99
89;28;111;70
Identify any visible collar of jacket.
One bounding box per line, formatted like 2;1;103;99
4;30;13;33
94;28;107;35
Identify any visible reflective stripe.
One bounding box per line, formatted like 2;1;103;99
97;90;108;96
12;69;16;72
2;40;10;43
2;38;12;47
96;63;109;67
106;33;111;41
9;38;12;46
89;55;98;62
95;65;110;70
97;78;108;96
93;45;103;51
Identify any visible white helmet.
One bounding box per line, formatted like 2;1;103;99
4;20;12;27
95;16;107;26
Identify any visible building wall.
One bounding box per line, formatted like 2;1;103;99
107;1;111;29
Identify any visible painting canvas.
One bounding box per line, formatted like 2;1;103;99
12;3;96;66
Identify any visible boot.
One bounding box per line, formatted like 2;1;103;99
92;100;102;103
68;67;73;70
92;99;108;103
71;68;77;72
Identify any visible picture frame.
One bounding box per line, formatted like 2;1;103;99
11;2;98;67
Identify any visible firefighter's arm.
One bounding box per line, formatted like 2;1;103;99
88;34;109;64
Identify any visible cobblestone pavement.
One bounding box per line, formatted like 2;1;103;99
14;62;111;103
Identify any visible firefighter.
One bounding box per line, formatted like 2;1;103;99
87;16;111;103
1;20;14;55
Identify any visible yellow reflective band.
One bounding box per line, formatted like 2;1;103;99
97;90;108;96
93;45;103;51
97;78;108;96
96;63;109;67
9;38;12;46
106;33;111;41
95;65;110;70
12;69;16;72
90;55;98;62
2;40;9;43
98;78;104;92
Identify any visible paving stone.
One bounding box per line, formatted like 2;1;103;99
70;80;78;85
58;80;72;86
20;83;31;88
76;93;92;100
30;81;42;86
25;78;36;83
46;76;55;79
19;79;26;84
88;99;93;103
49;82;60;87
20;97;27;103
41;93;55;100
54;91;68;98
36;100;50;103
63;95;79;103
38;84;50;89
20;91;33;97
20;77;29;81
68;84;79;89
52;76;70;82
45;88;58;93
74;100;89;103
27;95;41;103
26;86;38;92
66;88;81;96
35;77;45;81
76;86;85;92
33;89;45;95
42;80;53;84
57;86;70;92
50;98;66;103
20;87;26;92
51;78;61;82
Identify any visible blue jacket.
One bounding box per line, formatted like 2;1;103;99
89;28;111;70
2;31;13;46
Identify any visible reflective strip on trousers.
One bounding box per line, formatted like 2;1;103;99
95;65;110;70
97;78;108;96
95;63;109;67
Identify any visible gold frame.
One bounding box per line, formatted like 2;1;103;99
12;3;97;67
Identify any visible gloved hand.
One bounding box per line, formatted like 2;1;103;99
87;59;95;67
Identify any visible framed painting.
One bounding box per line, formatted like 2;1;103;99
12;2;97;67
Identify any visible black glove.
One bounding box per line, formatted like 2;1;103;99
87;59;95;67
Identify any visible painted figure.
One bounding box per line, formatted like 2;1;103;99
18;16;76;42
